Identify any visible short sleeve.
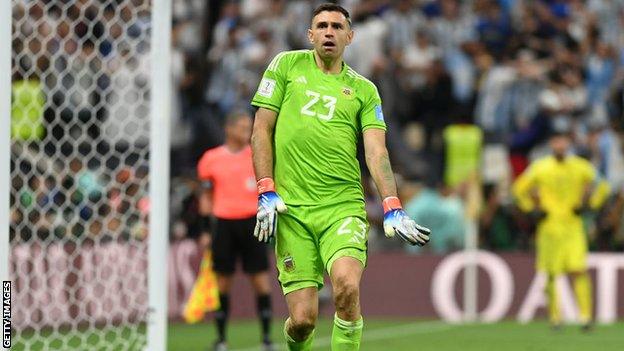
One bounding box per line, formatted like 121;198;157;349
251;51;290;113
359;83;387;132
579;159;597;183
197;151;213;182
512;162;539;212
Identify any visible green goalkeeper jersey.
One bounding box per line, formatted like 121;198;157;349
251;50;386;206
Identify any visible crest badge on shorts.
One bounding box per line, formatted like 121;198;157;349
283;256;295;272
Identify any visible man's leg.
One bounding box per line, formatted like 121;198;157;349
330;256;364;351
276;206;324;350
249;272;273;345
567;230;592;328
284;287;318;351
215;275;233;345
545;273;561;327
241;215;274;347
211;218;236;348
537;228;561;328
570;270;593;326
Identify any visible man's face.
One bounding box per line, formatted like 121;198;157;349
226;116;253;145
308;11;353;60
550;134;571;158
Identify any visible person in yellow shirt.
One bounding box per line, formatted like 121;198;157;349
513;124;610;330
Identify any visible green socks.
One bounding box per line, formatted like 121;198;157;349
284;314;364;350
331;314;364;351
284;318;315;351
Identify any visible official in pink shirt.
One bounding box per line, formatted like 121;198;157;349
197;111;274;350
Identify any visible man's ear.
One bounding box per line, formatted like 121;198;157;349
307;28;314;44
346;29;354;46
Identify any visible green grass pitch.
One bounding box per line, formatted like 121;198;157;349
168;318;624;351
10;319;623;350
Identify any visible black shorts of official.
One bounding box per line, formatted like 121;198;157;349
212;216;269;274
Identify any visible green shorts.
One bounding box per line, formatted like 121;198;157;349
275;201;369;295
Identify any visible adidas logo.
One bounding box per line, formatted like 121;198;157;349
295;76;307;84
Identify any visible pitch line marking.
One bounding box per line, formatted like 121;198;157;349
231;320;454;351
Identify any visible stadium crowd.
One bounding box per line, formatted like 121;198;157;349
169;0;624;254
9;0;624;253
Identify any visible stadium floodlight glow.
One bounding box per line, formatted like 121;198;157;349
4;0;171;349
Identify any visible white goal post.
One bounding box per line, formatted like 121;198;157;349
1;0;11;316
148;0;172;350
2;0;170;350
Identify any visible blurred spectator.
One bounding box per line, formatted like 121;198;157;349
103;39;149;151
442;114;483;188
206;24;257;115
399;30;441;94
11;71;46;142
480;183;520;250
404;181;465;254
584;120;624;186
476;0;513;59
383;0;425;60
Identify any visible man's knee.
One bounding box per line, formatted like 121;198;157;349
332;275;360;313
288;311;317;340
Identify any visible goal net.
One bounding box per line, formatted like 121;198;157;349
6;0;168;349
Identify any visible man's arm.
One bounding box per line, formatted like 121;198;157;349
363;128;397;199
580;162;611;211
197;186;213;249
251;107;278;181
251;107;286;242
511;164;548;222
198;187;213;218
512;167;538;213
196;151;214;247
588;179;610;210
363;128;430;246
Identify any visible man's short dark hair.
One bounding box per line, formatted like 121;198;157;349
311;3;351;27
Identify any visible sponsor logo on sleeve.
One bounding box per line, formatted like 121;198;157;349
374;105;384;122
258;78;276;98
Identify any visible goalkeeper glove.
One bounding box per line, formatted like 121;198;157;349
382;196;430;246
254;178;287;242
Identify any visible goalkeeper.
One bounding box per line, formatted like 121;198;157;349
250;3;430;351
513;121;610;330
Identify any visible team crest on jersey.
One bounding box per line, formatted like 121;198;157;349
341;87;355;100
283;256;295;272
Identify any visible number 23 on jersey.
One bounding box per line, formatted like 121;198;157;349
300;90;337;121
